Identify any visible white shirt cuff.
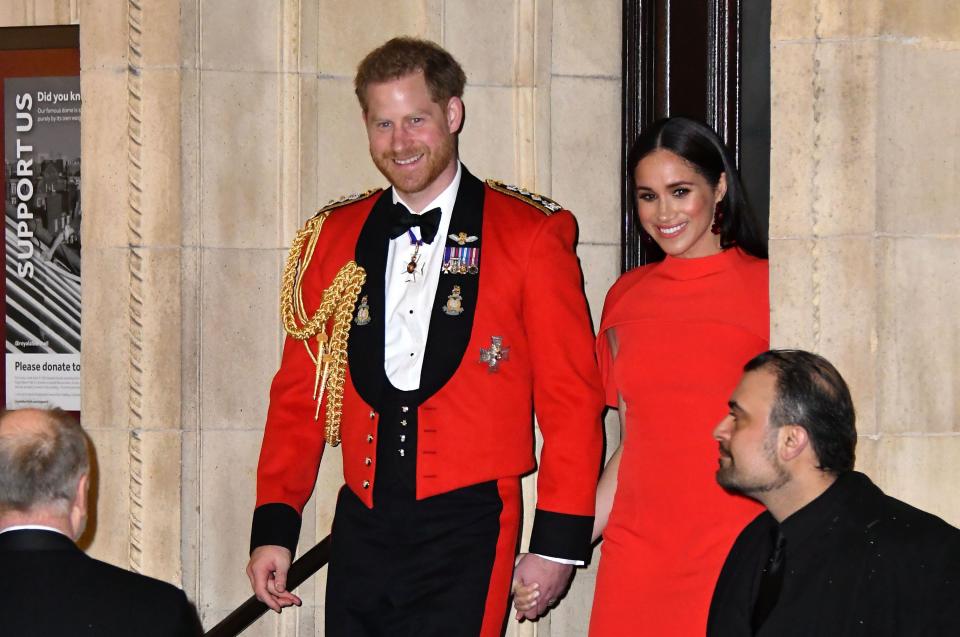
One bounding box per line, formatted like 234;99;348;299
534;553;584;566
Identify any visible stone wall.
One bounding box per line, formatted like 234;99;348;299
2;0;957;635
770;0;960;525
2;0;187;595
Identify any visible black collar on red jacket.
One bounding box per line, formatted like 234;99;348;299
348;187;392;408
348;167;485;408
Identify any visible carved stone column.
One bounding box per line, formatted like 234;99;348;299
78;0;185;585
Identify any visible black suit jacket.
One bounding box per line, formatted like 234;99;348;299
0;529;201;637
707;471;960;636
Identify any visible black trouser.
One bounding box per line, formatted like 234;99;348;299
325;382;516;636
325;481;506;637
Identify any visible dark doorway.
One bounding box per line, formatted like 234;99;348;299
621;0;771;270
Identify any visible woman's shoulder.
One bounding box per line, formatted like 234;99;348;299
728;248;768;288
599;263;659;328
731;247;768;269
606;263;659;304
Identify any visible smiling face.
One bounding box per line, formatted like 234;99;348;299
633;149;726;259
712;368;791;497
363;71;462;211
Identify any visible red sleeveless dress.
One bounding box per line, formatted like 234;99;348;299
589;248;769;636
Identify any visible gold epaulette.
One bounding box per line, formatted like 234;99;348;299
313;188;382;217
486;179;563;215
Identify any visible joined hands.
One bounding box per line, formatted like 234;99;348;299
511;553;574;621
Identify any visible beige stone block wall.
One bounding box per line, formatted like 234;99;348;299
1;0;183;586
0;0;187;592
0;0;77;25
81;0;185;588
770;1;960;527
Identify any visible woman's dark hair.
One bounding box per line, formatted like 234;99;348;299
627;117;767;259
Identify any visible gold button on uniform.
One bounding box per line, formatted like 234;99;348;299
364;457;372;466
366;434;374;443
362;480;370;489
369;410;376;419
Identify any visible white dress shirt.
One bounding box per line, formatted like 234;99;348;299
383;163;460;390
0;523;68;536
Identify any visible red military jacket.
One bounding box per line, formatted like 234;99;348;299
252;168;604;561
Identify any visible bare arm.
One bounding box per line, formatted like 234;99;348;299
592;328;626;543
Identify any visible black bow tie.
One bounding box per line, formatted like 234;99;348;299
388;203;442;244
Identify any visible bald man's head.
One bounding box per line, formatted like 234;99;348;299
0;409;90;524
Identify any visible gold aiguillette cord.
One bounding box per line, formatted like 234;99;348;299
280;212;366;445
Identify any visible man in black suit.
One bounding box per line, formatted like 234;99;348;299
707;350;960;636
0;408;201;637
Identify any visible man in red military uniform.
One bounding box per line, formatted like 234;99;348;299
247;37;603;636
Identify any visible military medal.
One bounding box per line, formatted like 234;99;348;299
442;257;459;274
354;295;371;326
479;336;510;372
443;285;465;316
442;246;479;274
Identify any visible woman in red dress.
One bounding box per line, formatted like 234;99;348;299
590;117;768;634
517;117;768;633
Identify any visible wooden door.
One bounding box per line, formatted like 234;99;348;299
621;0;770;269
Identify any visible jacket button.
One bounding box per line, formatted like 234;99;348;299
366;434;374;443
369;410;376;419
364;457;372;466
401;405;409;413
362;480;370;489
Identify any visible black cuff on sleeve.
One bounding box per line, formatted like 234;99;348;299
250;503;301;556
528;508;594;564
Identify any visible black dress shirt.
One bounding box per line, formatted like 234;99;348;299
707;471;960;636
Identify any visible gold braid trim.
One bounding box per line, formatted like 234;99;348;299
280;212;366;446
486;179;563;215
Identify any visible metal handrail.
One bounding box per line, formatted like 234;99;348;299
204;536;332;637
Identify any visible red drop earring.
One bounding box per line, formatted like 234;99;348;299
711;203;724;235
